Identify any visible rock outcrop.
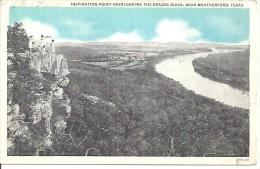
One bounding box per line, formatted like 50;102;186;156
81;93;116;108
7;51;71;155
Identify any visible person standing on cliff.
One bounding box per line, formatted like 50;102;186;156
28;35;33;52
51;39;55;53
49;39;55;73
40;35;50;51
41;45;47;54
40;35;45;51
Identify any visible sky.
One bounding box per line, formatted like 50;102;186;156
9;7;249;43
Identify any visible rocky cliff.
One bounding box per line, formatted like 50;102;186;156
7;51;71;155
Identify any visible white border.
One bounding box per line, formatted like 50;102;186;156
0;0;258;165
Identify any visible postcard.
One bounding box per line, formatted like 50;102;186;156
0;0;258;165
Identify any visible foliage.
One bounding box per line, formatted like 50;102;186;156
57;56;249;156
7;22;29;53
7;40;249;157
192;49;249;91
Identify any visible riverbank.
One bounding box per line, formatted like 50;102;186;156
192;49;249;91
155;49;249;109
54;44;249;156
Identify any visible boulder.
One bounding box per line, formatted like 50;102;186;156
58;77;69;87
53;87;64;99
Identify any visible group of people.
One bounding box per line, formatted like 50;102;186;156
28;35;61;75
28;35;55;53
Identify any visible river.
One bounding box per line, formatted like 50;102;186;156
155;49;249;109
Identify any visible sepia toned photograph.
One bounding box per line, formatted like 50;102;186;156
0;0;258;165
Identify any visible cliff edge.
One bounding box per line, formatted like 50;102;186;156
7;51;71;155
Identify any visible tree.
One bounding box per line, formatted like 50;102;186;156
7;22;29;53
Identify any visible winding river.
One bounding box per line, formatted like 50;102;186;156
155;49;249;109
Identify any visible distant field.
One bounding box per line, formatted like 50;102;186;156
55;43;249;157
193;49;249;91
56;44;211;70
